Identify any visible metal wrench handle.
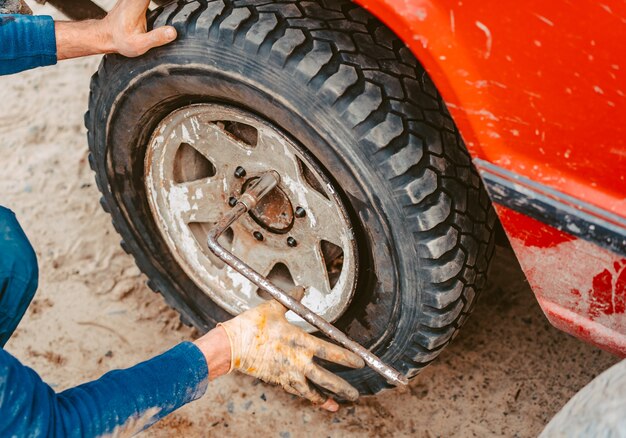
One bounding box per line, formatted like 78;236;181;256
207;171;408;387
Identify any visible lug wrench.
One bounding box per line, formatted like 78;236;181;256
207;170;408;387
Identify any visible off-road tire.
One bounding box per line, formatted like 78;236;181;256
85;0;497;395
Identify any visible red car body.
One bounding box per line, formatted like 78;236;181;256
354;0;626;355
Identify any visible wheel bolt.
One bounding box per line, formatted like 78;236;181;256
287;237;298;247
228;197;238;207
234;166;247;179
294;207;306;218
253;231;264;241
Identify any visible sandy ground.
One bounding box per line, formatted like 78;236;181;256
0;4;619;437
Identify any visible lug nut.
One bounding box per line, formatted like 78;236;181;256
228;197;238;207
234;166;247;179
287;237;298;247
253;231;264;241
294;207;306;218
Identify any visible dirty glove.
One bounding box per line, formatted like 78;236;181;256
218;288;365;408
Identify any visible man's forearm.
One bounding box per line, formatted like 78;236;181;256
193;326;232;380
0;343;209;437
55;20;113;60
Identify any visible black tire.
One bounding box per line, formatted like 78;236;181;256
86;0;496;395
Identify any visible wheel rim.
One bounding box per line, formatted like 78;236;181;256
145;104;358;330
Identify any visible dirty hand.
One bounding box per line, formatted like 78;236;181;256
219;289;365;412
55;0;176;60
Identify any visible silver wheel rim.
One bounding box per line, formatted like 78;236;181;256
145;104;357;330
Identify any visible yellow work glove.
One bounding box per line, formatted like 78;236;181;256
218;289;365;407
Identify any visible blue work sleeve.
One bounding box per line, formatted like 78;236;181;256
0;14;57;75
0;342;209;437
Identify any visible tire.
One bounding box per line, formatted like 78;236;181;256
85;0;496;395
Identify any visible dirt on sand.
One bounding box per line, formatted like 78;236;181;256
0;3;618;437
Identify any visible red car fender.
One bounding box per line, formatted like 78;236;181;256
353;0;626;354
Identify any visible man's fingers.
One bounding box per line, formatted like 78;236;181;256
282;384;302;397
269;286;306;314
134;26;177;54
145;26;178;48
319;397;339;412
291;379;327;405
306;365;360;401
285;383;337;412
312;338;365;369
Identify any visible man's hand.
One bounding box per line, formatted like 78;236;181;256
55;0;176;60
217;288;365;412
100;0;176;57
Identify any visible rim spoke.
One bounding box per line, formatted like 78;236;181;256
183;119;252;166
166;178;225;224
300;189;346;248
230;230;281;277
289;243;332;296
255;127;301;177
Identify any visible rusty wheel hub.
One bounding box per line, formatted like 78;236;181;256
245;178;294;233
144;104;358;330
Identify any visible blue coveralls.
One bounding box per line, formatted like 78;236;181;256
1;15;209;437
